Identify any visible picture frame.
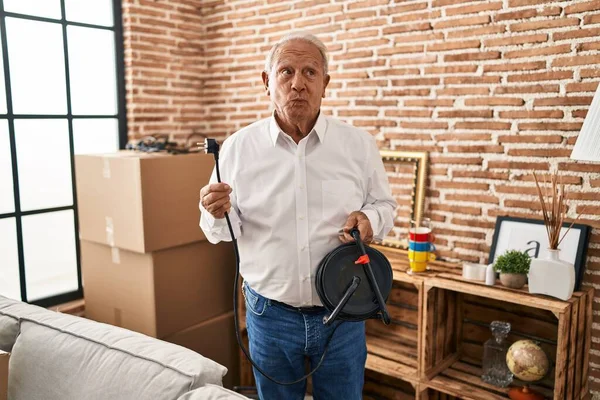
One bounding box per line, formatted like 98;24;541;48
489;216;591;291
377;150;428;250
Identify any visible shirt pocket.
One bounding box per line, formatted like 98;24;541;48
321;179;356;227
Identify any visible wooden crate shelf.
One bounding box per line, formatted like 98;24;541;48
236;245;593;399
421;274;593;400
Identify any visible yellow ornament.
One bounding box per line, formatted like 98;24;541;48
506;340;550;382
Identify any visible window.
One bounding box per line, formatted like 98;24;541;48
0;0;127;307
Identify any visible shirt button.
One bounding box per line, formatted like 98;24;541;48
298;215;304;220
303;276;309;281
299;184;304;190
300;245;306;251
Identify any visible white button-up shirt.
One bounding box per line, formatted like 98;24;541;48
200;112;396;307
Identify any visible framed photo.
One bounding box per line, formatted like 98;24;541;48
489;216;591;291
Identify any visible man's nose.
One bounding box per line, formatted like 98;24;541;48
291;72;306;92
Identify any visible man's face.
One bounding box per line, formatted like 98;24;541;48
262;40;330;123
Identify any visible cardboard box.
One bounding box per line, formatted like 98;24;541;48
0;351;8;400
164;312;239;389
76;151;215;253
82;239;236;338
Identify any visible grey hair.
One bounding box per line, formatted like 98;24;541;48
264;31;329;75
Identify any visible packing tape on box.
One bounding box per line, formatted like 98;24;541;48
102;158;111;179
111;247;120;264
105;217;115;246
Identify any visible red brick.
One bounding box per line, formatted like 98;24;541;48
436;181;490;191
510;17;579;32
513;174;582;185
372;68;421;77
488;161;549;170
447;25;507;39
499;110;564;119
430;156;484;166
558;162;600;173
508;71;573;83
554;27;600;41
495;7;561;21
438;110;493;118
346;18;388;30
378;44;425;55
446;2;502;16
448;145;504;153
390;55;438;66
347;0;388;9
433;15;490;29
504;200;543;211
465;97;524;106
554;55;600;67
427;40;481;52
582;68;600;78
400;121;448;130
483;61;546;72
429;203;482;216
584;13;600;24
565;1;600;14
404;99;454;107
382;88;431;97
445;76;501;84
392;10;442;23
385;110;432;118
453;171;510;180
495;84;560;95
381;2;428;15
447;194;499;204
507;148;573;157
437;87;490;96
498;134;563;144
455;121;511;130
484;33;548;47
567;81;600;93
505;44;571;58
578;41;600;51
444;51;501;62
424;65;478;74
383;22;432;35
435;133;492;141
391;77;440;86
572;109;589;118
518;122;582;131
534;96;593;106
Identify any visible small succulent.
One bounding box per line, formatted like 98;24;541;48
494;250;531;275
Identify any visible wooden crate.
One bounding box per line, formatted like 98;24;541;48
364;369;418;399
417;387;460;400
365;268;424;387
420;274;593;400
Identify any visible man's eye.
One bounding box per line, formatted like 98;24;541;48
306;70;315;76
281;69;291;75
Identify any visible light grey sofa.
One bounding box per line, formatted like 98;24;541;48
0;295;249;400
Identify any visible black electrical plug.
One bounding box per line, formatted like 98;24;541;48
198;138;220;158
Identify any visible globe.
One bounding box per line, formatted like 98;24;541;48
506;340;550;382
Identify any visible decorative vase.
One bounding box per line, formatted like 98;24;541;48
499;273;526;289
528;249;574;301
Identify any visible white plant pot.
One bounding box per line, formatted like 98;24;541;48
528;249;575;301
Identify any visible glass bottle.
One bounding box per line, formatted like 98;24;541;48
481;321;513;387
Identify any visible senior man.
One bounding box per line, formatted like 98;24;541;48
199;32;396;400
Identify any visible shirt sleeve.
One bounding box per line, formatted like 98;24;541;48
199;137;242;244
360;137;397;241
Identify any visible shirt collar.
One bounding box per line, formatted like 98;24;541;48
268;111;327;146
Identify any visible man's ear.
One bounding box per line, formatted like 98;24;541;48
261;71;269;95
322;74;330;98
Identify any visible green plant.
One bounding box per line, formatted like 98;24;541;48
494;250;531;274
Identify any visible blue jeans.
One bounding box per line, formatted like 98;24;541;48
243;283;367;400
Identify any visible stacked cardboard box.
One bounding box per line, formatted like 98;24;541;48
0;351;8;400
75;151;239;387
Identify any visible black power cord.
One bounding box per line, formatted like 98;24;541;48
202;138;343;386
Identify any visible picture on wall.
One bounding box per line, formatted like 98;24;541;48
489;216;591;291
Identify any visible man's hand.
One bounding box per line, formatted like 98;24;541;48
199;183;232;219
339;211;373;244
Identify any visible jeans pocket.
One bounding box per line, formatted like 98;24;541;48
243;284;269;316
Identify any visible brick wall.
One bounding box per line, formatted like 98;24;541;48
123;0;600;394
121;0;204;138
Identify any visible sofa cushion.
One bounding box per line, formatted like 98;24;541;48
9;317;227;400
0;295;228;400
0;296;21;352
178;384;251;400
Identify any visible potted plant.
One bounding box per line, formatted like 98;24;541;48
494;250;531;289
529;170;584;300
